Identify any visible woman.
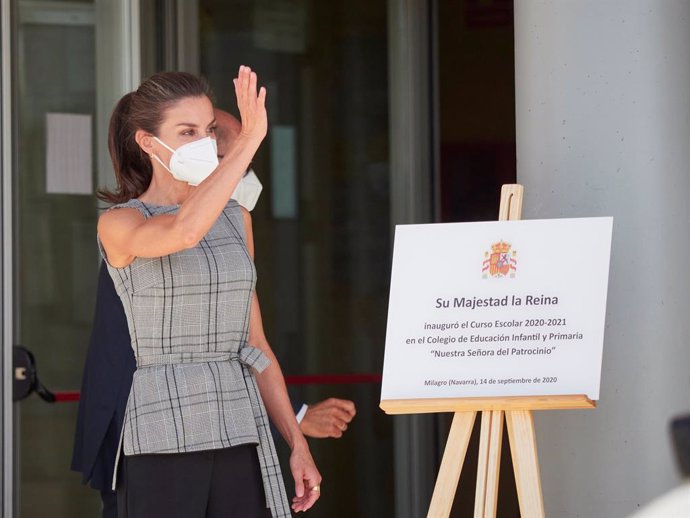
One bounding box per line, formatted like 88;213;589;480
97;67;320;518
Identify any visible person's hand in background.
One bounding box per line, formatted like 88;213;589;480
300;398;356;439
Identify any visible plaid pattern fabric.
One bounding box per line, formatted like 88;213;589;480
98;198;291;517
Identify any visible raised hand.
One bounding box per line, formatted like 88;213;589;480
233;65;267;143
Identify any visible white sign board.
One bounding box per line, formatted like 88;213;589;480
381;218;613;402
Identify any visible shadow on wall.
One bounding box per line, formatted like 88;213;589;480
671;414;690;477
625;414;690;518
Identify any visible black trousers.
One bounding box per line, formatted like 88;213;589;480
116;445;272;518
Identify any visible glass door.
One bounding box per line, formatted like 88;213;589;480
14;3;99;515
2;1;432;516
197;1;394;516
3;1;139;516
14;1;100;516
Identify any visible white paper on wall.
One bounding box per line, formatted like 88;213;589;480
46;112;93;195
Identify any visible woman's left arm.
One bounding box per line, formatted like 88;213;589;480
241;208;322;513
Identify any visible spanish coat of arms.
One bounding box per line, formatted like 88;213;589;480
482;241;517;278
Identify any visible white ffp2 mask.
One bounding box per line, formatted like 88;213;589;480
231;169;263;211
152;136;219;186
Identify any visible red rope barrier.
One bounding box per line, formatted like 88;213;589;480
50;373;383;403
54;391;80;403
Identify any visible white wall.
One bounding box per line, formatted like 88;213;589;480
514;1;690;517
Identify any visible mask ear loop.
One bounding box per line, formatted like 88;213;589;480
151;153;174;174
151;136;176;174
152;136;176;153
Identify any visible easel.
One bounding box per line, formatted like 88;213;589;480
380;185;596;518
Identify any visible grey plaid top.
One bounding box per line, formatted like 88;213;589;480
97;198;290;517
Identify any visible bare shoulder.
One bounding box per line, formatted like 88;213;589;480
97;206;146;240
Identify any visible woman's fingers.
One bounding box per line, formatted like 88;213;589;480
304;477;321;508
291;492;316;511
240;65;249;93
288;451;321;512
291;479;320;512
234;66;263;107
298;471;321;511
290;468;307;512
234;66;248;104
236;66;262;98
233;65;267;141
294;470;305;498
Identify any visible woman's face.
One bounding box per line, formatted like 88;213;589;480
151;95;217;164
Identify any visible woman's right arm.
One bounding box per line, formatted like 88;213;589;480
98;66;266;268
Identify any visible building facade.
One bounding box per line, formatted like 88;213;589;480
0;1;687;517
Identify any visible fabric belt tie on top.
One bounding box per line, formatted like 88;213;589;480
136;343;271;372
112;343;292;517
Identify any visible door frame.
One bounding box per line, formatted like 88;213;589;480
0;0;141;515
1;0;15;515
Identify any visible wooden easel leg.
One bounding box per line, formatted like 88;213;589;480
498;184;524;221
506;410;546;518
473;410;504;518
427;411;477;518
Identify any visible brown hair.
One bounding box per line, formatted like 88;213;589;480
98;72;212;204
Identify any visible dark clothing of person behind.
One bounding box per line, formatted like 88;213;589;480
117;445;272;518
71;263;136;492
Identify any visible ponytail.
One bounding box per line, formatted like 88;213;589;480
98;72;212;205
97;93;152;204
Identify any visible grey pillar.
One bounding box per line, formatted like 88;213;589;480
515;1;690;517
388;1;437;517
95;0;141;197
